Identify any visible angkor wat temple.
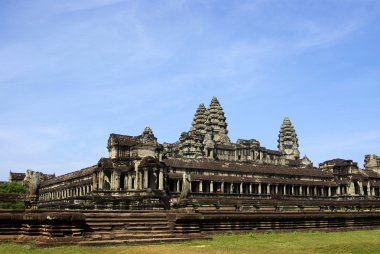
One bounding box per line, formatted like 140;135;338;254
28;96;380;210
2;96;380;245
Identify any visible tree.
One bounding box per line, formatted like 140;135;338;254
0;182;27;194
0;182;27;209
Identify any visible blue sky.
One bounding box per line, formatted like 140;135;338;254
0;0;379;180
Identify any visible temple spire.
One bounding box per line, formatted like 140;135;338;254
190;103;207;136
206;96;231;144
278;116;300;160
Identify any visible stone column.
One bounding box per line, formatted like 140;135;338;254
240;183;243;194
230;183;234;193
199;181;203;192
284;185;287;195
124;175;128;190
328;187;331;197
139;172;143;190
115;172;120;190
258;183;262;194
92;172;97;190
99;171;104;190
359;182;364;195
275;185;278;195
210;181;214;193
267;184;270;195
336;186;340;196
134;162;140;190
177;180;180;192
221;182;225;193
291;185;294;196
127;174;132;190
143;169;148;189
249;184;252;194
348;182;355;195
367;183;371;196
158;169;164;190
110;171;115;190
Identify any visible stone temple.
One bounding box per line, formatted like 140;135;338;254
2;96;380;245
27;96;380;210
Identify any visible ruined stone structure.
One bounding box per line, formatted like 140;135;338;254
365;154;380;174
8;171;26;183
2;96;380;245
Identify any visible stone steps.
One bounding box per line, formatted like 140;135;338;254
84;212;176;241
81;212;207;244
78;237;193;246
90;232;176;240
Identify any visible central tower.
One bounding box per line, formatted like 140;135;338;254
278;116;300;160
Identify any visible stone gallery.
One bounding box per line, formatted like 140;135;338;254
1;97;380;245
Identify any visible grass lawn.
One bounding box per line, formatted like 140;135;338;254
1;229;380;254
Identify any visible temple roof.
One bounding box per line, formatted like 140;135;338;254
40;165;97;187
358;169;380;179
164;158;332;178
108;133;139;147
9;172;26;181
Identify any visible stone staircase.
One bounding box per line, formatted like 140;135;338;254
79;211;201;245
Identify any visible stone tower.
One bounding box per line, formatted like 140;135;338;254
205;96;231;144
178;103;207;159
278;116;300;160
178;131;203;159
178;97;231;159
190;103;207;137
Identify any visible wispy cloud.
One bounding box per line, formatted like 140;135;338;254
53;0;129;12
295;21;359;49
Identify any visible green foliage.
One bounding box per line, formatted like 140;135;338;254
0;182;27;194
0;182;27;209
0;202;25;209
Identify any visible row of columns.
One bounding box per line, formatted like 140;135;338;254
40;185;92;201
171;179;338;197
93;169;164;191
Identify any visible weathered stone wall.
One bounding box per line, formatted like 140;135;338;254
1;203;380;246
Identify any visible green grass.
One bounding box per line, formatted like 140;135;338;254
1;229;380;254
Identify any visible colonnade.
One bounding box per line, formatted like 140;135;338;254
40;185;92;201
168;179;343;197
92;168;164;191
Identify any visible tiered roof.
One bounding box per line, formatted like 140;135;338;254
278;117;300;160
191;103;207;136
206;96;231;144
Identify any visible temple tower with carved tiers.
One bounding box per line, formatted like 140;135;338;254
205;96;231;145
179;97;232;159
191;103;207;137
278;116;300;160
